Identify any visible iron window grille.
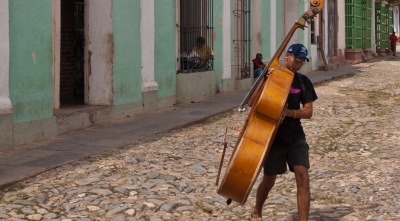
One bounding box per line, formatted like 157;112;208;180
178;0;214;73
233;0;251;79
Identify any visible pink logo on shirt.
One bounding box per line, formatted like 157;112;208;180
290;87;301;94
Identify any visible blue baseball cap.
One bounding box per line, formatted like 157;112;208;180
287;43;309;62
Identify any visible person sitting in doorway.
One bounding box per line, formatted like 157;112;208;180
252;53;266;78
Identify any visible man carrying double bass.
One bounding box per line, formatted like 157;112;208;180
252;44;318;221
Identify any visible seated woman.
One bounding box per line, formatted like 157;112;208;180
252;53;266;78
190;37;214;70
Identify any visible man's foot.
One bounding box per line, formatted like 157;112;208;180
251;210;262;221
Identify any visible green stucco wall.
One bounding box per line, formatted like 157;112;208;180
9;0;53;123
154;0;176;98
275;1;283;49
112;0;142;105
262;1;272;60
213;1;223;92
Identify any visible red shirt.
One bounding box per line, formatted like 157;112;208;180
252;58;265;70
390;34;398;44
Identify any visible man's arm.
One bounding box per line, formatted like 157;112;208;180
286;102;314;119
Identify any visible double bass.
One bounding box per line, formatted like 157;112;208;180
217;1;324;205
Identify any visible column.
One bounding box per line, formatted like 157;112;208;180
141;0;158;92
222;0;231;79
0;0;12;115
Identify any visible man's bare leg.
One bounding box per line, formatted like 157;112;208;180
252;175;277;220
293;165;310;221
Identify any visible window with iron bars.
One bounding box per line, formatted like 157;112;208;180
178;0;214;73
311;20;316;44
233;0;251;79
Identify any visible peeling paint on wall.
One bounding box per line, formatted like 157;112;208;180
32;51;37;64
107;32;114;65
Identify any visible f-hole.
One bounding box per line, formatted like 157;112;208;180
60;0;85;106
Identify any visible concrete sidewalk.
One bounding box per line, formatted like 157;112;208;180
0;56;391;188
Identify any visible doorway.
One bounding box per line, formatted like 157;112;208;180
60;0;85;106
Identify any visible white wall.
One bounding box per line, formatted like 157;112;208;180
222;0;231;79
393;7;399;35
371;0;377;53
251;0;262;57
310;2;325;71
284;1;299;47
301;1;309;49
141;0;158;92
86;0;113;105
337;0;346;52
0;0;12;114
270;0;277;58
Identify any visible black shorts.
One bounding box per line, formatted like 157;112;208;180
391;44;396;50
263;140;310;176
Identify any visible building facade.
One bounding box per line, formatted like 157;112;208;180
1;0;396;149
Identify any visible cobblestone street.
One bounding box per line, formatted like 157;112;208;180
0;58;399;221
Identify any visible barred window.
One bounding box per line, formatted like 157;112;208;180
178;0;214;73
311;20;316;44
233;0;251;79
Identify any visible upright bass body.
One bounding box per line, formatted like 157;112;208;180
217;0;324;205
218;63;293;204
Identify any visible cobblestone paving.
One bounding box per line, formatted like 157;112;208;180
0;58;399;221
